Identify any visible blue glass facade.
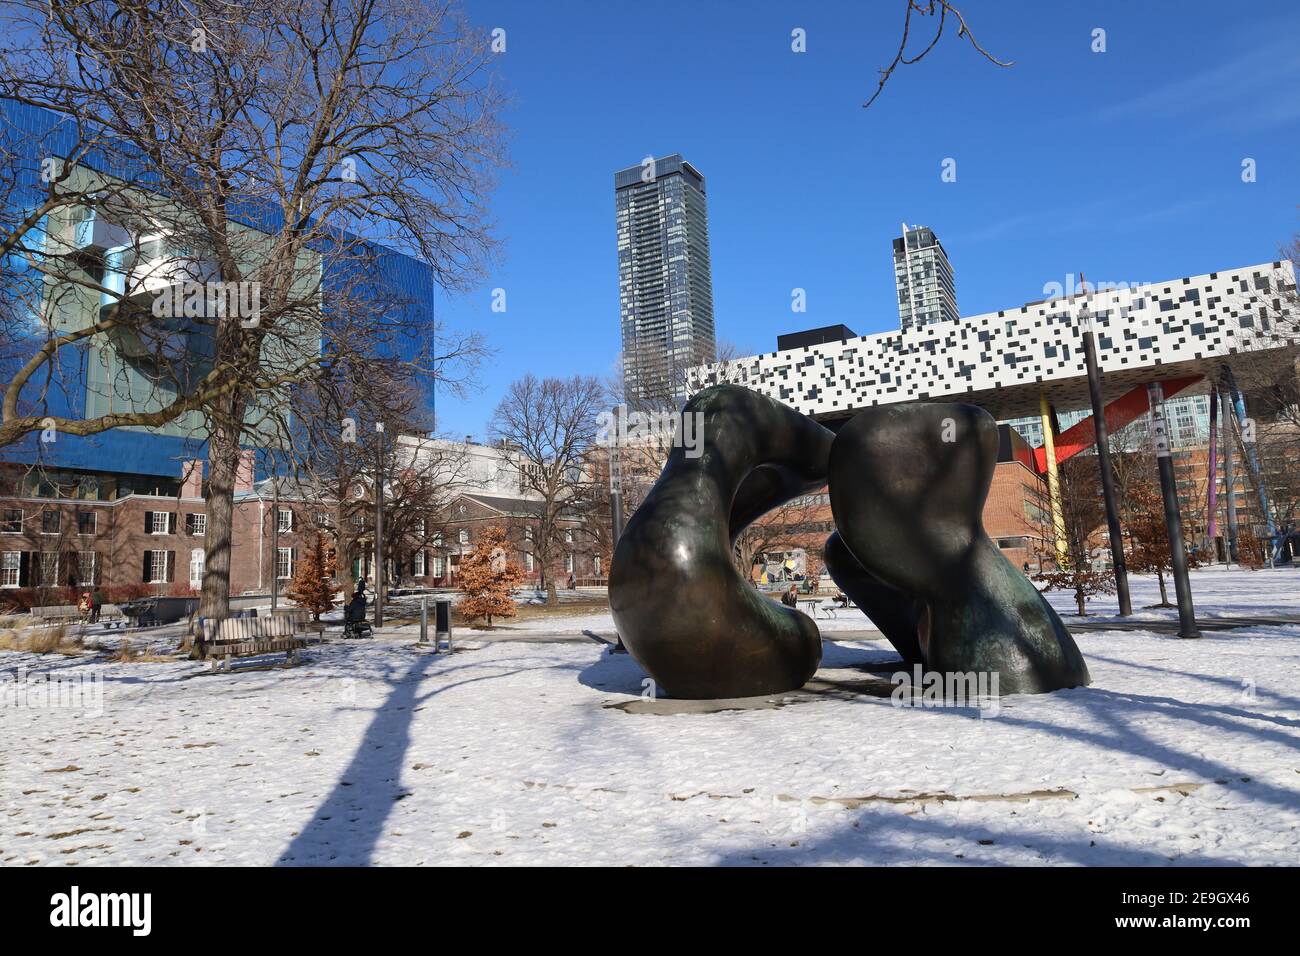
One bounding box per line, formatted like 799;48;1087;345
0;99;436;482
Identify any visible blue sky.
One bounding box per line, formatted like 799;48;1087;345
435;0;1300;439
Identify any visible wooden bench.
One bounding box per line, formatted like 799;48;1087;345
199;612;310;672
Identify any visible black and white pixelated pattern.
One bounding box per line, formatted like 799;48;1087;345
691;262;1297;420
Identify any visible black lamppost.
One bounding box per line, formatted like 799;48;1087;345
1147;382;1200;638
1076;292;1132;616
374;421;385;628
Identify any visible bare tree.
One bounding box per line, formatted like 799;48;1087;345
2;0;506;618
491;374;604;603
865;2;1012;109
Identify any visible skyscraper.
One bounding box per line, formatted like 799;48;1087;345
893;223;959;330
615;153;716;405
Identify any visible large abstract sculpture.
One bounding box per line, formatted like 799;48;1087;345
825;403;1090;695
607;386;1090;700
608;386;833;699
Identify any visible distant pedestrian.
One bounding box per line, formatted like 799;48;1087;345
781;585;798;608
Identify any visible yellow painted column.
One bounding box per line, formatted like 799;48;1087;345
1040;391;1069;564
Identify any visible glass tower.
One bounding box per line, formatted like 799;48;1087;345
615;154;716;405
894;224;959;330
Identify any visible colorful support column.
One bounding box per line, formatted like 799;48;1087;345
1227;380;1277;562
1207;386;1219;556
1222;389;1238;562
1039;391;1068;564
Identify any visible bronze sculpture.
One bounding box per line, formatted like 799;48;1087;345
608;385;1090;699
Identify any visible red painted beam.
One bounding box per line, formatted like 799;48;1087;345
1032;375;1201;472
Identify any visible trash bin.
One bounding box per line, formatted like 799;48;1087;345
435;598;452;651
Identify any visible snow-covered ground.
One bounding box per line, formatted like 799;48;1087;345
2;567;1298;866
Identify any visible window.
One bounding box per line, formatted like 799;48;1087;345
413;550;426;576
524;552;534;573
147;510;172;535
277;509;293;533
40;551;60;585
565;529;574;544
432;555;445;578
189;548;204;588
186;513;206;536
77;510;96;535
593;555;601;576
524;527;533;541
2;510;20;533
77;551;96;587
314;512;330;528
276;547;294;580
145;549;171;584
41;510;60;535
564;553;574;573
1;552;20;588
458;529;469;545
415;517;426;537
433;532;443;547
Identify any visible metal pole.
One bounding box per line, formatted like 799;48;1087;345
1147;382;1200;638
420;595;428;645
1207;386;1219;560
1222;388;1238;562
1038;391;1068;564
270;468;280;612
374;422;385;628
610;404;626;547
1077;298;1131;615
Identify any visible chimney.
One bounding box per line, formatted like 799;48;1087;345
234;449;256;494
181;459;204;499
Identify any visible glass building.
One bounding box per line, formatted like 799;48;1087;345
0;98;437;484
615;154;716;404
894;224;959;330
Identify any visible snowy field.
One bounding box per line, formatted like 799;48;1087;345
2;567;1298;866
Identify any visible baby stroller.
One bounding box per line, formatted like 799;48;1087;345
343;586;373;639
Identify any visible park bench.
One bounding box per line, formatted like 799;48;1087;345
31;605;81;625
199;610;310;672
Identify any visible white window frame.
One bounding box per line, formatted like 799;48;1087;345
565;529;574;544
458;529;469;545
593;555;601;577
415;517;426;537
39;551;59;584
564;553;574;573
149;549;168;584
524;552;534;573
188;512;206;536
432;555;445;578
1;551;20;588
1;510;21;534
149;510;169;535
41;510;60;535
189;548;205;588
77;551;96;587
413;549;426;576
276;547;294;580
77;510;97;536
277;508;293;534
